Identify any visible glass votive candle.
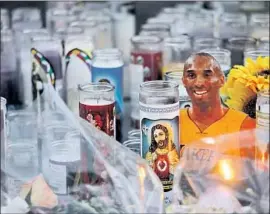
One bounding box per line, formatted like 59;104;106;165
48;140;81;195
225;37;257;66
78;83;115;137
12;7;42;30
5;143;39;199
188;10;214;38
140;23;171;39
249;13;269;39
200;48;232;76
218;13;248;42
128;129;140;140
7;110;38;142
84;15;114;49
162;36;192;79
244;49;269;63
193;37;222;51
1;8;9;30
130;35;163;81
165;71;192;109
258;37;270;50
122;139;141;155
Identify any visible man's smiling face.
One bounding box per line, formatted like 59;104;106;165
182;54;225;107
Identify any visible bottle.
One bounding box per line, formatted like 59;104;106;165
91;49;123;141
130;35;163;81
65;30;95;115
139;80;180;206
255;90;270;171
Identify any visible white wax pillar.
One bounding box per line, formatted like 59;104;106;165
112;9;135;98
65;37;95;115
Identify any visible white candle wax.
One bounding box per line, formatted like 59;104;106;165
80;99;114;106
92;59;123;68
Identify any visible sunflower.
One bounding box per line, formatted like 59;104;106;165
221;56;270;118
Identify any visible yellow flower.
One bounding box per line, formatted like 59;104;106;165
222;56;269;112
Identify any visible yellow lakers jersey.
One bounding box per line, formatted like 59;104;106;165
179;108;248;156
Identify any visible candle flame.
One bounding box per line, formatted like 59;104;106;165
219;160;234;181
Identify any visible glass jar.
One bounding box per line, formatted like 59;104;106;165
140;23;171;39
165;71;192;109
188;10;214;38
130;35;163;81
128;129;140;140
139;80;180;206
65;32;95;115
171;18;195;37
162;36;192;79
122;139;141;155
249;13;269;39
1;97;7;169
1;30;20;106
255;90;270;171
147;17;175;26
1;8;9;30
258;37;270;50
218;13;248;42
12;7;42;30
84;15;113;48
225;37;257;66
244;50;269;62
46;9;76;37
6;143;39;199
193;37;222;51
17;29;49;107
200;48;232;76
78;83;115;137
91;48;124;141
31;36;64;100
48;140;81;195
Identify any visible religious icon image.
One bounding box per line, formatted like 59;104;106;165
142;119;179;192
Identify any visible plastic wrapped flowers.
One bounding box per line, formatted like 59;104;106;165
1;83;164;214
170;130;269;214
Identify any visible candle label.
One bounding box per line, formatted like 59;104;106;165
79;102;115;137
31;48;56;100
140;102;180;206
130;51;162;81
91;66;123;116
48;159;81;195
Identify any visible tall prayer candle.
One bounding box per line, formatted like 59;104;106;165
139;80;180;206
131;36;163;81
